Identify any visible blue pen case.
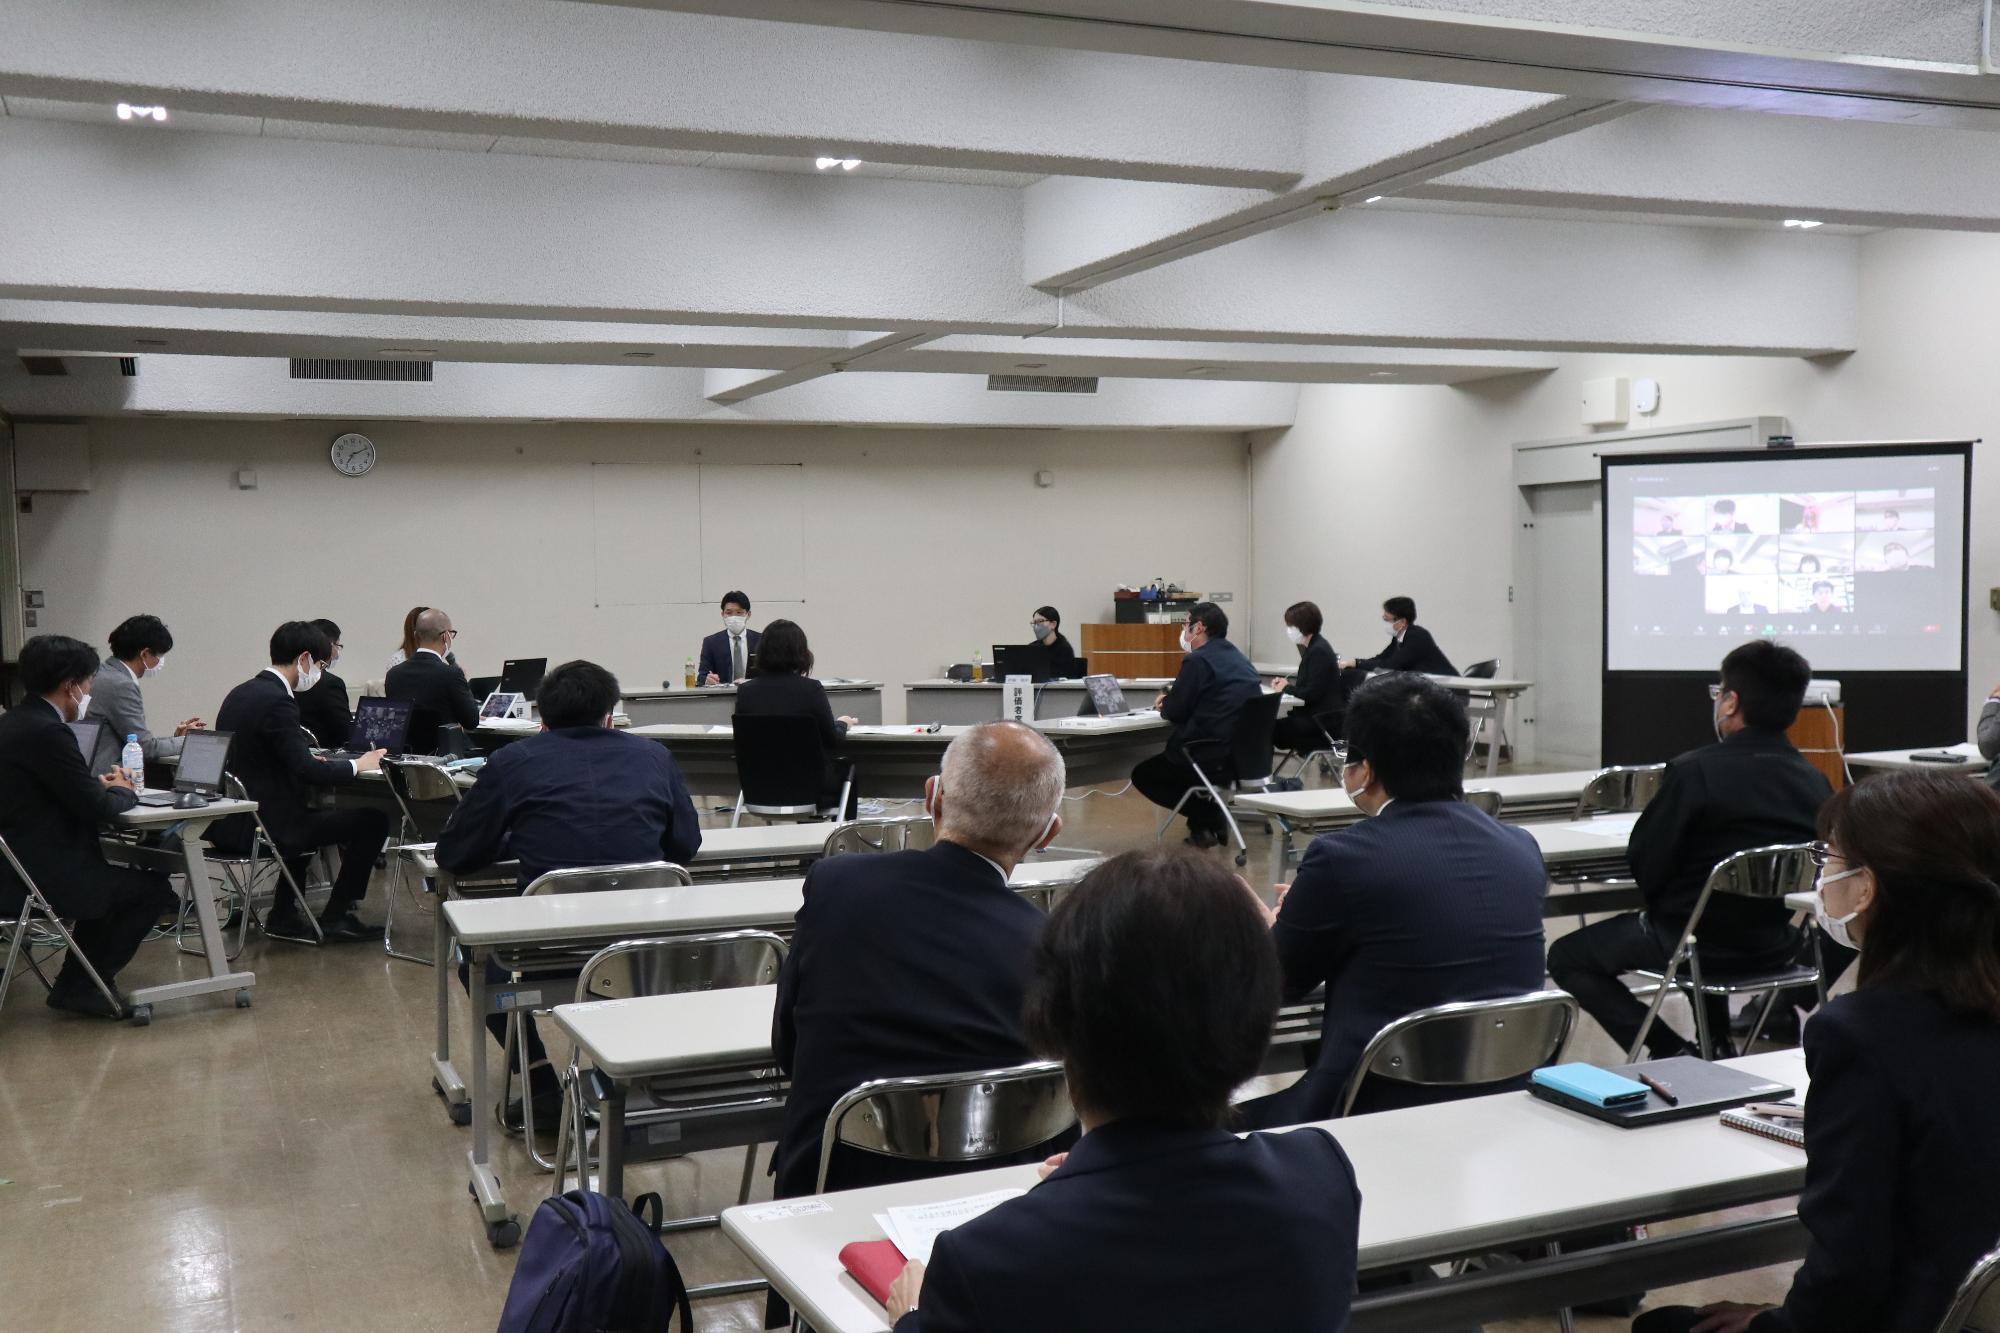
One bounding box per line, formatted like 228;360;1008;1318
1531;1062;1651;1108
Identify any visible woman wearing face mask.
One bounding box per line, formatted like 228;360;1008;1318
1267;601;1343;759
86;613;203;776
1028;606;1085;680
1633;770;2000;1333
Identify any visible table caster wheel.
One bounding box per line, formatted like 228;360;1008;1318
486;1217;522;1249
1234;851;1248;868
234;990;253;1009
127;1004;153;1027
450;1101;472;1126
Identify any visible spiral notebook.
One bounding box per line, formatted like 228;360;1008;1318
1720;1103;1807;1148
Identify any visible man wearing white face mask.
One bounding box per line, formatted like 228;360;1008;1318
768;721;1068;1203
211;621;390;943
86;613;203;776
1132;602;1264;848
698;590;761;686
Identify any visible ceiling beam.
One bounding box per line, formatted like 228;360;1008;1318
597;0;2000;130
0;0;1303;188
703;330;939;403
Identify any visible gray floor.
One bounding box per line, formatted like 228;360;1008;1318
0;772;1798;1331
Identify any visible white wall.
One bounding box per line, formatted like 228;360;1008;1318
1251;227;2000;750
18;421;1250;725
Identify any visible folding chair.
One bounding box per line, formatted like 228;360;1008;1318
730;713;854;828
1548;763;1667;928
1626;843;1825;1062
1935;1243;2000;1332
1158;690;1285;867
1463;788;1503;817
815;1059;1077;1195
0;834;126;1019
1460;659;1507;765
821;817;935;857
191;773;326;951
380;758;463;964
1275;711;1345;782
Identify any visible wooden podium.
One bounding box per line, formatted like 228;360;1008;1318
1080;623;1186;679
1788;705;1846;792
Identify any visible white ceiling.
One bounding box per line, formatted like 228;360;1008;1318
0;0;1989;427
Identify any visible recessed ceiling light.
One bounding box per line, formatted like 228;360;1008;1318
1364;195;1384;204
815;156;862;171
622;350;656;358
1367;371;1396;378
115;103;168;123
1015;362;1047;370
1782;219;1823;230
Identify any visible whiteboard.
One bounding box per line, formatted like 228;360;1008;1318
698;463;805;603
589;462;702;608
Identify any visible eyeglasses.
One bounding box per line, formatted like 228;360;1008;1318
1805;842;1830;869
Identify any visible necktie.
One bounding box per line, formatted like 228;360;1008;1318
732;634;745;682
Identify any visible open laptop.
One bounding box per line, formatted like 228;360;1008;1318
1083;673;1133;717
467;675;501;702
480;691;524;721
500;658;547;701
991;642;1055;683
332;696;414;758
67;718;107;772
136;728;233;807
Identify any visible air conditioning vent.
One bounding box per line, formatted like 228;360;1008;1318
20;356;67;377
289;358;433;382
986;374;1097;394
119;357;138;377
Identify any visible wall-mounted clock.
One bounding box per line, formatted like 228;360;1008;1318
331;432;377;477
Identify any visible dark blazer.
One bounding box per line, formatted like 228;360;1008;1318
1627;726;1831;950
1355;622;1457;676
1748;986;2000;1333
1978;696;1999;790
1284;634;1343;716
898;1120;1360;1333
386;650;479;754
0;697;139;910
211;671;358;850
771;841;1045;1199
1044;631;1085;680
735;672;848;795
435;726;701;889
698;627;761;685
1263;799;1548;1121
295;669;353;749
1159;637;1263;759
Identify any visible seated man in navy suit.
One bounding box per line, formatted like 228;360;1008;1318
770;721;1066;1203
887;849;1361;1332
1239;671;1548;1127
698;590;761;686
437;658;702;1127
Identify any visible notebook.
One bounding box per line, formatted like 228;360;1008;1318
1527;1055;1795;1128
1720;1102;1807;1147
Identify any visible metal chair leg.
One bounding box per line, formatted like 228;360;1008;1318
1687;949;1716;1060
1546;1241;1577;1333
738;1142;761;1205
1625;946;1686;1063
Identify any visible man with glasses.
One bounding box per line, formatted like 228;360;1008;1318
1548;640;1832;1058
386;607;479;754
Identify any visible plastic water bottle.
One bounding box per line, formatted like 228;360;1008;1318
121;734;145;782
683;656;696;688
972;650;984;683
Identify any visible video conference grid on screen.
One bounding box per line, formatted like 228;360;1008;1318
1604;450;1966;673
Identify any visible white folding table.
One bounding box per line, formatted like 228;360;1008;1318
107;796;261;1022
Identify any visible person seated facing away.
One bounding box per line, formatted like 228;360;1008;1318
886;849;1360;1332
437;659;702;1127
1982;680;2000;792
699;590;760;686
212;622;390;943
1633;770;2000;1333
386;608;478;754
294;618;353;749
1029;606;1085;679
770;721;1065;1203
0;635;177;1018
1238;673;1547;1127
86;613;202;777
1549;640;1832;1059
1130;601;1264;849
733;619;858;818
1342;596;1458;676
1268;598;1344;755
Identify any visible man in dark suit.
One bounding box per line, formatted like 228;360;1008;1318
294;617;353;749
1344;595;1458;676
438;658;702;1125
698;590;761;686
0;635;176;1017
1239;673;1547;1126
386;607;478;754
211;621;390;943
770;721;1066;1202
1129;601;1265;848
1549;640;1832;1058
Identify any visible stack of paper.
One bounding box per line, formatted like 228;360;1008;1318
871;1189;1025;1266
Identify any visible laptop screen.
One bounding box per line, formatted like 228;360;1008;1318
1084;674;1130;717
351;697;414;754
499;658;547;700
480;691;521;720
175;731;232;794
66;719;106;766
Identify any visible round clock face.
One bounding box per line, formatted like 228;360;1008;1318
331;432;377;477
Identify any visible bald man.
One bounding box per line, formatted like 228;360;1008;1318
770;722;1068;1202
385;608;479;754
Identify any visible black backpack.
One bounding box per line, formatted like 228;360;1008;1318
497;1190;693;1333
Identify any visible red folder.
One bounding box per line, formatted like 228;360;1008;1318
838;1238;909;1308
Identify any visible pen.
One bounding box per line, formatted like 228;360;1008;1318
1635;1071;1678;1105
